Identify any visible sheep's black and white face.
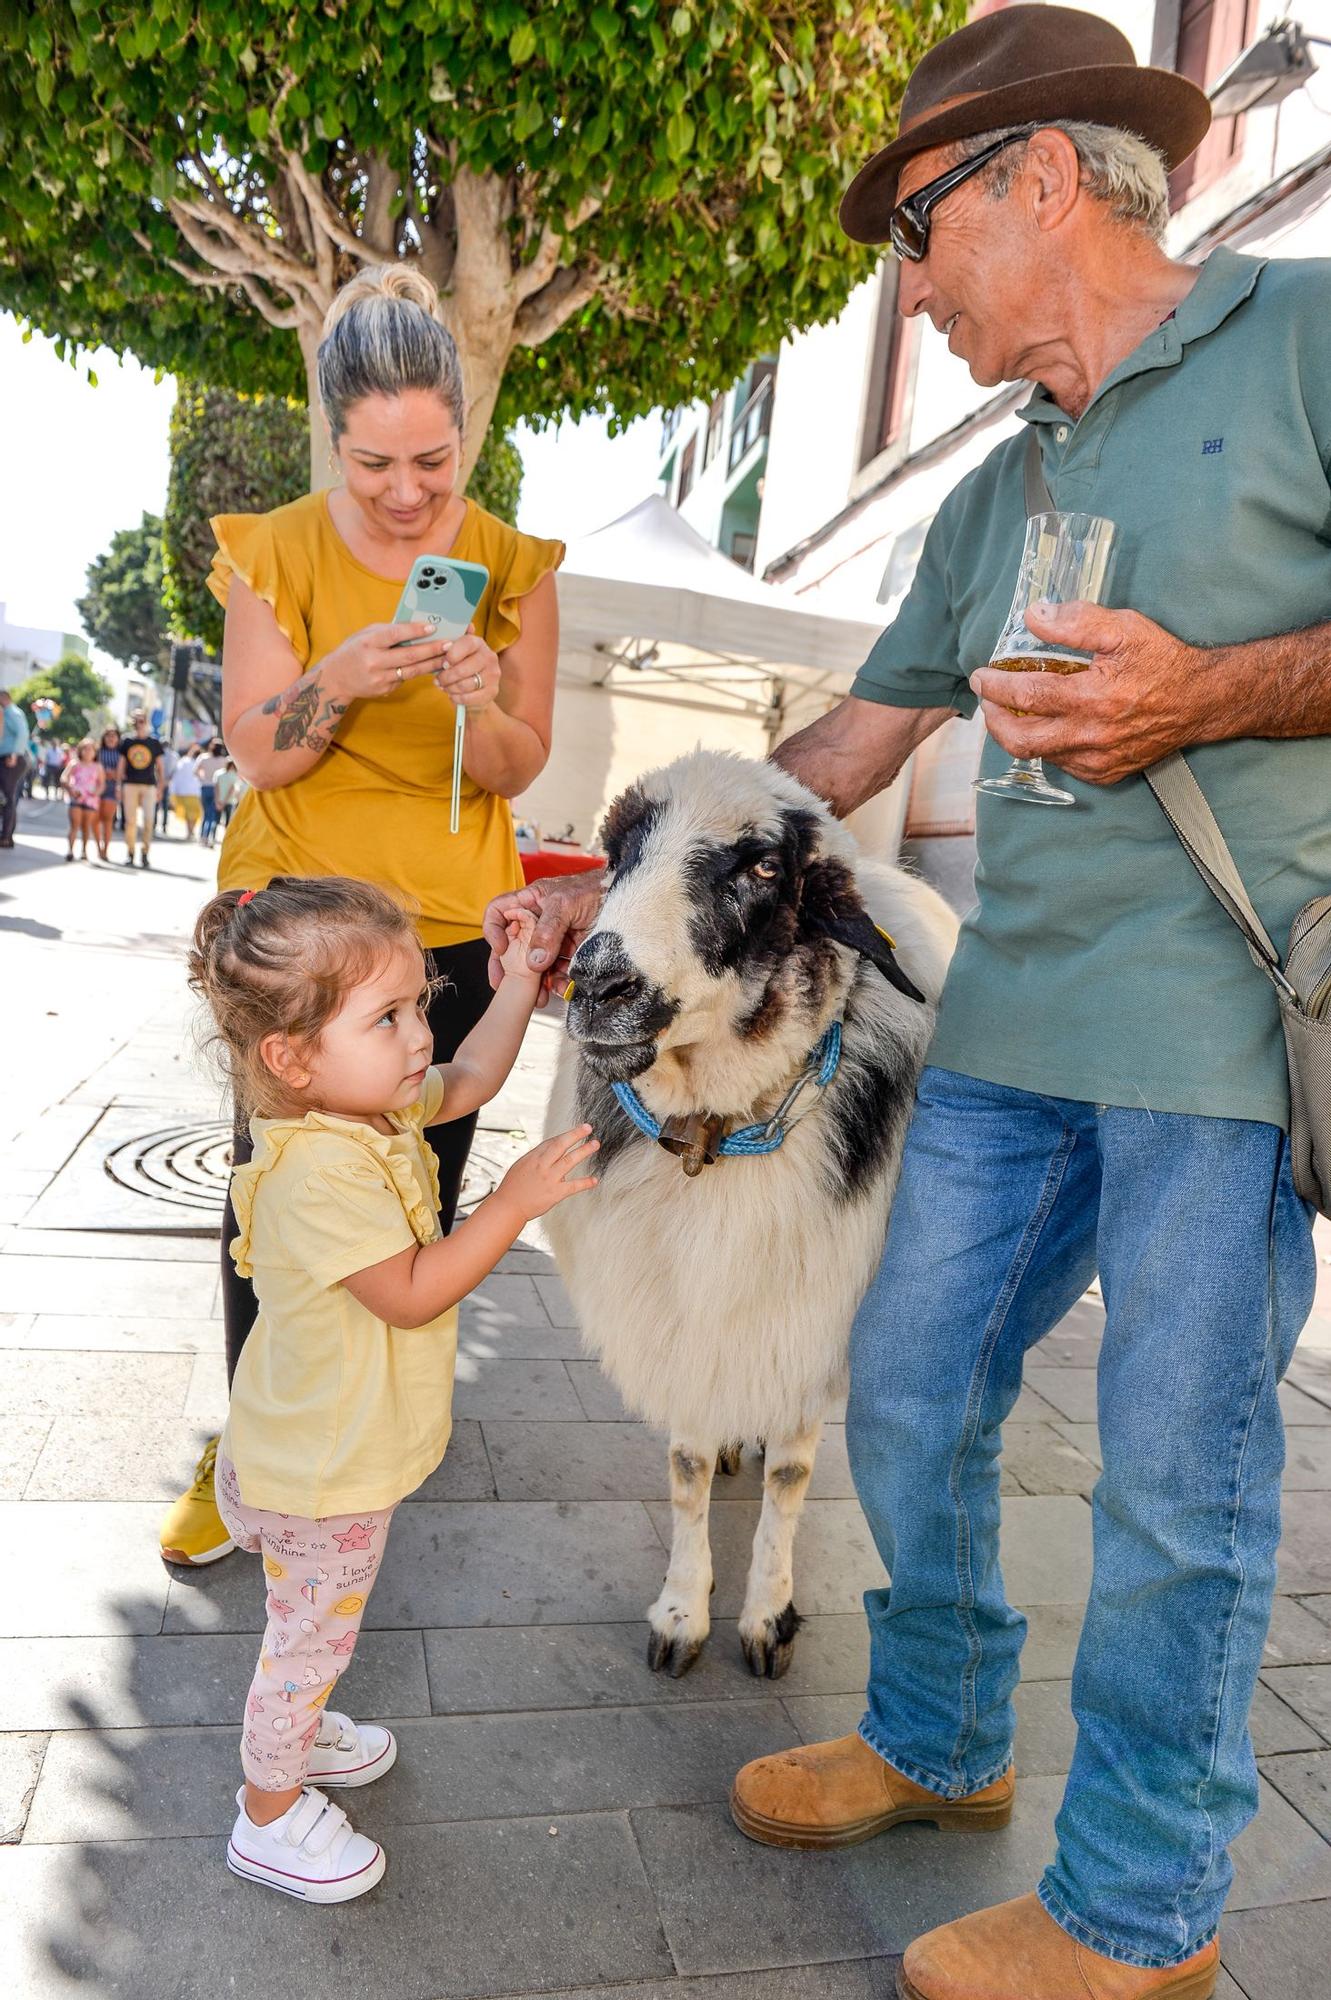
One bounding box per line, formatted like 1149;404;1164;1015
565;752;914;1088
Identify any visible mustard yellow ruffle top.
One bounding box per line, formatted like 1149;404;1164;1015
207;491;564;946
219;1069;458;1517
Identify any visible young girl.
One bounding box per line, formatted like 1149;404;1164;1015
95;728;121;859
189;875;597;1903
61;738;104;860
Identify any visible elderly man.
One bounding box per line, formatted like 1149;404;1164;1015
0;688;32;848
486;9;1329;1995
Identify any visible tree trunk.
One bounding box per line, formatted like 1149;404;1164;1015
299;319;336;495
457;344;508;493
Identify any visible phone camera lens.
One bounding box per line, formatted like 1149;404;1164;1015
420;566;435;580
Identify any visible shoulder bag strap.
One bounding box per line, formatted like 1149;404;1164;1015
1020;430;1290;996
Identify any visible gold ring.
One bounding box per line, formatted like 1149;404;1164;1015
472;671;483;691
395;665;404;683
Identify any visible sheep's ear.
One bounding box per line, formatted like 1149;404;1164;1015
798;856;926;1004
824;906;927;1004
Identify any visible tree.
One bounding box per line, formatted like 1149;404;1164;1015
162;386;308;654
162;382;524;653
2;2;962;489
75;514;168;673
12;654;114;746
468;428;523;529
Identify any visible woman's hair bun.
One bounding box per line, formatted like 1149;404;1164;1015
321;262;441;340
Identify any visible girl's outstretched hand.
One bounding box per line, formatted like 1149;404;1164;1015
498;1126;599;1220
500;909;541;984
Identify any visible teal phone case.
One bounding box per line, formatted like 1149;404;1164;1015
393;556;489;644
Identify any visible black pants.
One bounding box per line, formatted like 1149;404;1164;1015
0;756;28;841
221;936;494;1383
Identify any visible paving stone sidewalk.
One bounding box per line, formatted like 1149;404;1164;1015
3;799;1331;1998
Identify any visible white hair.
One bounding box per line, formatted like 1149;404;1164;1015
953;120;1172;241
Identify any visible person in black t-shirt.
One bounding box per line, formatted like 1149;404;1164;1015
118;714;164;868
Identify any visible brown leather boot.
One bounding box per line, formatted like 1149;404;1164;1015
897;1893;1220;2000
730;1732;1014;1849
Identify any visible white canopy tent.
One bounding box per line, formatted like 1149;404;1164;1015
555;494;884;743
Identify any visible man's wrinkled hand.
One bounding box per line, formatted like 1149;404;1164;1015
968;601;1203;786
481;869;607;1001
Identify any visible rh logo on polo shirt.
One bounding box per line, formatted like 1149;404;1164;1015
1202;437;1224;455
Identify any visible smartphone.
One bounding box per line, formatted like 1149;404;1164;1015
391;555;490;646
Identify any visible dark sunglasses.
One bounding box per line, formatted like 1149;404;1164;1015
889;131;1029;262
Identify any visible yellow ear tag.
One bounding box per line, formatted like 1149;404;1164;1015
563;980;576;1002
874;924;898;949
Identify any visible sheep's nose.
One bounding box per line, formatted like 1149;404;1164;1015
575;965;645;1010
569;932;646;1011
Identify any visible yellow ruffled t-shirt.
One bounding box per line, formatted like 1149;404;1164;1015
207;491;564;946
219;1069;458;1517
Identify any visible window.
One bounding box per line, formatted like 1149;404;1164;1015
1170;0;1259;205
860;265;919;468
676;435;696;505
703;395;725;470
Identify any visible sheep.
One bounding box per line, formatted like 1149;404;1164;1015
543;750;958;1679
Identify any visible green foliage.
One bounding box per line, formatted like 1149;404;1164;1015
75;513;168;672
0;1;964;441
163;385;307;652
468;426;523;526
12;653;114;744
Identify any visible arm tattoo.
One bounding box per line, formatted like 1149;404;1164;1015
261;672;348;754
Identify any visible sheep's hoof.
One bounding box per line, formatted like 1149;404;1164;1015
739;1602;803;1680
647;1625;705;1678
716;1443;742;1477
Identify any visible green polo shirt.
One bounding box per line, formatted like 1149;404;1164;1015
853;248;1331;1129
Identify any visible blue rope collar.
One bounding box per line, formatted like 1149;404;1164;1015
610;1019;843;1161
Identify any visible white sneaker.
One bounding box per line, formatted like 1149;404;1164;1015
227;1786;385;1903
306;1710;397;1789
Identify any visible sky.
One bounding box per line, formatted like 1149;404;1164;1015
0;311;662;662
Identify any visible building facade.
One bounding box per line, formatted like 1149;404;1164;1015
0;603;89;692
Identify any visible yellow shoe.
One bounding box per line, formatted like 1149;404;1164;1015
159;1436;235;1567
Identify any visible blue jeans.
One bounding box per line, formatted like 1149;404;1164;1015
845;1067;1315;1969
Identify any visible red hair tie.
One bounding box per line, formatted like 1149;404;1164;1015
237;889;256;907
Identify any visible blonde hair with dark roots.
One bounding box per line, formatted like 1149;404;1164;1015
189;876;423;1119
317;264;467;446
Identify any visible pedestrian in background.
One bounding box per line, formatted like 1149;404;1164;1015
118;712;164;868
95;727;121;861
197;737;227;846
0;688;31;848
61;738;103;862
170;744;204;840
42;738;66;799
156;742;178;836
214;759;243;830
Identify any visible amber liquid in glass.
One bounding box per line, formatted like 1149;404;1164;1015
990;656;1089;675
990;656;1089;714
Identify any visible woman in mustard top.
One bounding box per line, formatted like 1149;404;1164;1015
160;264;563;1569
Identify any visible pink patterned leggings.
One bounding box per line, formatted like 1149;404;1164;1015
216;1454;395;1791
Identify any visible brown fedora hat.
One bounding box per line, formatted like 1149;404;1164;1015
840;5;1212;244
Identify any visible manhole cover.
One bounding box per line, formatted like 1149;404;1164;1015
104;1121;233;1212
101;1123;510;1215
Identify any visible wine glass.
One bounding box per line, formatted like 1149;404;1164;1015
974;510;1116;807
